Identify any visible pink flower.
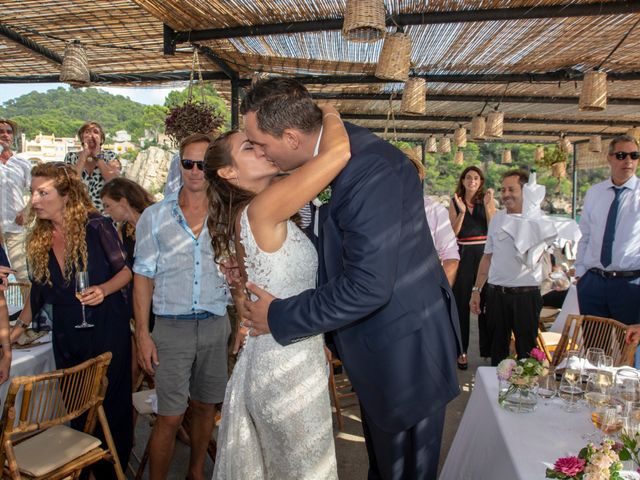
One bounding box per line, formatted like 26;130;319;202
496;359;517;381
553;456;586;477
530;347;546;362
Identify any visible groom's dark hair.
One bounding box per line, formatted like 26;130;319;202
240;78;322;137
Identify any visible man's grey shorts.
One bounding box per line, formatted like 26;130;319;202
153;313;230;416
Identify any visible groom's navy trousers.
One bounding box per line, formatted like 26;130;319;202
269;123;462;479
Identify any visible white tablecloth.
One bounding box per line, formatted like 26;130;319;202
440;367;599;480
0;334;55;415
550;284;580;333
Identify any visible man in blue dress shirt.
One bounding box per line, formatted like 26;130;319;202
133;133;230;480
576;134;640;328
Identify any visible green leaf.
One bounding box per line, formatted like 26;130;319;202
619;449;631;461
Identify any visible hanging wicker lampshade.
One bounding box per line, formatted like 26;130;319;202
579;70;607;112
413;145;423;162
534;146;545;163
342;0;386;43
485;110;504;138
552;162;567;179
439;137;451;154
471;115;486;140
375;32;412;82
454;150;464;165
588;135;602;153
454;127;467;148
426;135;437;153
559;137;573;155
627;127;640;141
502;150;512;164
60;40;90;87
400;78;426;115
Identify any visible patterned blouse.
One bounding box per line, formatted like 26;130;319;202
64;149;118;213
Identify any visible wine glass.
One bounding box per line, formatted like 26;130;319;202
559;367;583;412
538;368;557;404
616;369;640;407
585;371;612;410
585;347;605;379
598;354;614;370
599;406;623;439
75;271;94;329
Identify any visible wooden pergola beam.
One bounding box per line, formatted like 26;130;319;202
340;113;636;128
0;71;230;84
167;2;640;44
368;126;614;137
0;24;62;65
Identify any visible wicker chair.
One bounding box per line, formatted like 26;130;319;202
551;315;638;367
0;352;125;480
327;350;357;431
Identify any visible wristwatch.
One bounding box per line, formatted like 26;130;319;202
471;286;482;294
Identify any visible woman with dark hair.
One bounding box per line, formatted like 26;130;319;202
101;177;154;263
101;177;154;389
204;104;349;479
449;165;496;369
64;121;120;212
10;163;132;478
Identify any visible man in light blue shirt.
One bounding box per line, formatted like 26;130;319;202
576;134;640;327
133;133;230;480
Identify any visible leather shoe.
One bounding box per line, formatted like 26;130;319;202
457;354;468;370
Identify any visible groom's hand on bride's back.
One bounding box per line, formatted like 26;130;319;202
243;282;275;336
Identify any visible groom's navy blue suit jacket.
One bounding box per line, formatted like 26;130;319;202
269;122;462;433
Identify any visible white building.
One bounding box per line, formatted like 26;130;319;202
18;133;80;164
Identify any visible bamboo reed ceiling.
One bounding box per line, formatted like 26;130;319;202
3;0;640;141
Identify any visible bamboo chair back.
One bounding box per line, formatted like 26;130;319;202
552;315;637;367
0;352;125;479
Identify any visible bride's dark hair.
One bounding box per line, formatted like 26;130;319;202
204;130;255;263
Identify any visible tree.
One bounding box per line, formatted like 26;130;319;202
143;105;169;140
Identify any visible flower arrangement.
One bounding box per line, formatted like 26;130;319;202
496;348;549;411
619;427;640;472
545;439;623;479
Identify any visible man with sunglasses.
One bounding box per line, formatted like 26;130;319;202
576;134;640;342
133;133;231;480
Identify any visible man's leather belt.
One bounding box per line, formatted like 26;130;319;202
487;284;540;294
589;268;640;279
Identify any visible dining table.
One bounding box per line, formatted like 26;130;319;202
0;333;55;416
440;366;639;480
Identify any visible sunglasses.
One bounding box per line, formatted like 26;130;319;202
613;151;640;161
181;159;204;171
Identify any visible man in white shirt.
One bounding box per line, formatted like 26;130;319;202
575;134;640;328
470;170;543;366
0;119;30;283
423;196;460;286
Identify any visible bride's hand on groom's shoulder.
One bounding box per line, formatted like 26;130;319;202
243;282;275;336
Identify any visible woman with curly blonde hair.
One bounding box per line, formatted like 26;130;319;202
10;162;133;478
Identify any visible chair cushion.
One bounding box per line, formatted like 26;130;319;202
132;388;156;415
10;425;102;477
540;331;562;347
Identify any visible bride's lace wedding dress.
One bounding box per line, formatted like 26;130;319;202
212;207;338;480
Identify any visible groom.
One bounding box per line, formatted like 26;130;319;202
242;78;461;480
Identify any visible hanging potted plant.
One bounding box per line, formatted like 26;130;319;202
164;50;225;146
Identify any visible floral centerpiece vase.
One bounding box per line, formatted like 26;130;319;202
497;348;549;413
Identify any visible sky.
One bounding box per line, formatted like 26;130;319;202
0;83;179;106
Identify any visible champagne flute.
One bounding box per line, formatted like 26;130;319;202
585;347;605;379
75;271;94;329
585;371;612;409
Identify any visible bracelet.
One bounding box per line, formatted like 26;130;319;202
323;112;343;122
14;320;29;330
471;286;482;293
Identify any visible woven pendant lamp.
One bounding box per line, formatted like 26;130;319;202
454;150;464;165
439;137;451;154
60;40;90;86
342;0;386;43
559;137;573;155
400;78;426;115
486;110;504;138
471;115;486;140
413;145;423;162
534;146;545;163
588;135;602;153
552;162;567;179
454;127;467;148
627;127;640;141
579;70;607;112
375;32;412;82
426;135;437;153
502;150;512;164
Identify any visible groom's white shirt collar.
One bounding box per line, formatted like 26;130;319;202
313;126;323;156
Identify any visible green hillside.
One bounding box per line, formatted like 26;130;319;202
0;87;147;140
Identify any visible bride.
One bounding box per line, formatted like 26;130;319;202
203;104;350;479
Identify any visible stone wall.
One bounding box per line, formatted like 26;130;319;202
125;146;174;194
